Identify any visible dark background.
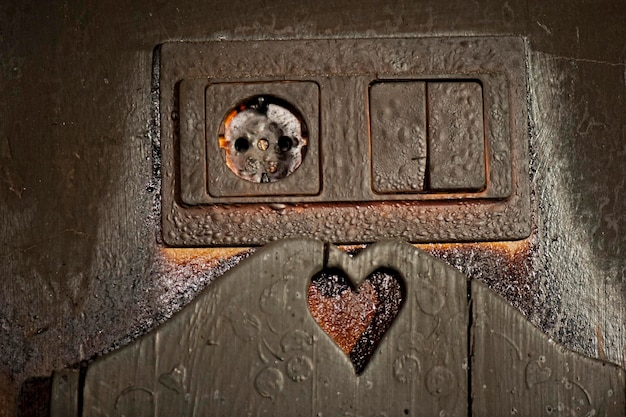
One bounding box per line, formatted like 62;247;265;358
1;0;625;414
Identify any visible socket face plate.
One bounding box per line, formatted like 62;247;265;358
160;37;530;247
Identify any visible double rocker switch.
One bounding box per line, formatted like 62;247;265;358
370;80;485;193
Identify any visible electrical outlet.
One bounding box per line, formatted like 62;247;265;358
178;80;320;205
160;37;530;246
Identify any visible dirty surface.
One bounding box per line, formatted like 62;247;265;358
1;0;625;415
308;267;404;373
160;37;530;246
79;240;471;417
56;241;625;416
219;95;308;184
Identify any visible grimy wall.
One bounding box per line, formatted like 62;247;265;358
1;0;625;414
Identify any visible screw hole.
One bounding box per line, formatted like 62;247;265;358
234;137;250;152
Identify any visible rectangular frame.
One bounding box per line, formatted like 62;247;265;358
160;37;530;246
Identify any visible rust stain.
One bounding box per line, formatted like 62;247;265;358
160;247;250;267
218;108;238;171
155;247;256;315
158;247;254;294
158;239;532;286
336;244;368;255
308;281;377;354
337;239;532;260
419;238;537;318
596;324;607;361
416;238;531;259
307;266;403;372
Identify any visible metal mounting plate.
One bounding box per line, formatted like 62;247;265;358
160;37;530;246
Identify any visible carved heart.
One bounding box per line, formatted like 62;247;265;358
525;357;552;388
308;272;376;354
307;267;404;373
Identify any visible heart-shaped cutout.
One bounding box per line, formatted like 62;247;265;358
307;268;404;373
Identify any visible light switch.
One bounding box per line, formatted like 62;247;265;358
370;82;427;193
427;82;486;191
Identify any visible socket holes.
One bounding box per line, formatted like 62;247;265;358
219;95;308;184
234;137;250;152
278;136;294;152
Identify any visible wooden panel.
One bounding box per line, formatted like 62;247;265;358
471;280;626;416
52;242;626;415
50;370;79;417
81;240;468;416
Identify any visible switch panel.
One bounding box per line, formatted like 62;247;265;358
159;37;530;246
